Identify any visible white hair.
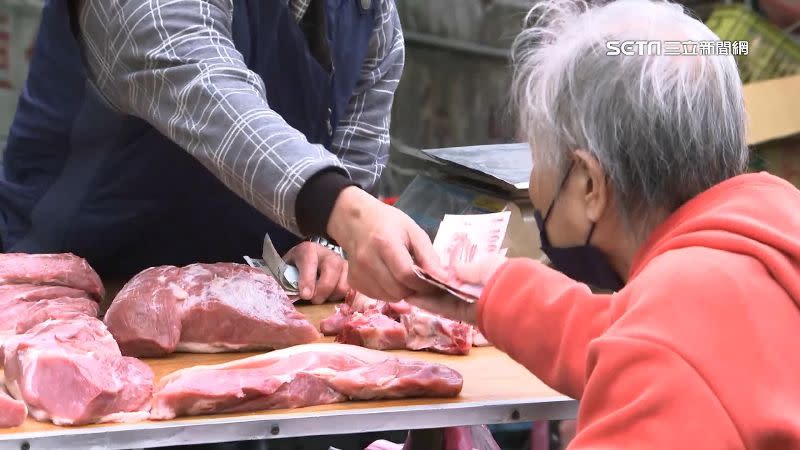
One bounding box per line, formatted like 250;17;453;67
512;0;748;233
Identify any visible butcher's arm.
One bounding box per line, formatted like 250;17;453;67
327;0;404;195
568;336;742;449
476;259;614;399
75;0;353;236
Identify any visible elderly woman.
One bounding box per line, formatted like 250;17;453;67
408;0;800;448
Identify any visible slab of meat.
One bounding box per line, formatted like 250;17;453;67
0;386;26;428
3;317;154;426
104;263;320;357
150;343;463;420
336;311;407;350
0;284;99;339
0;253;104;301
402;308;472;356
324;292;477;355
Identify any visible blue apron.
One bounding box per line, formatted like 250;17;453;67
0;0;376;278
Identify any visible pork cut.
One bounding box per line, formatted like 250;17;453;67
3;317;154;426
0;253;105;301
402;308;472;355
0;386;26;428
336;311;408;350
0;284;99;339
104;263;320;357
150;343;463;420
322;292;480;355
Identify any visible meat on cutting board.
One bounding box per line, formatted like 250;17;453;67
0;253;105;300
322;292;480;355
150;343;463;420
0;386;26;428
104;263;320;357
336;310;408;350
3;317;154;426
402;308;472;355
0;284;100;339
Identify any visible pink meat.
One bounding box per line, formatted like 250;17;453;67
0;388;26;428
322;292;476;355
0;285;99;339
0;284;90;304
336;311;408;351
3;317;154;426
320;304;352;336
105;263;320;357
402;308;473;356
150;343;463;420
15;297;100;334
103;266;183;357
0;253;104;300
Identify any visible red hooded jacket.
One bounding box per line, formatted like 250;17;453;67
477;172;800;449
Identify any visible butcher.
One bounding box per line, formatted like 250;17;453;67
0;0;443;304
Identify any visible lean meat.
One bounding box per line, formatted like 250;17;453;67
0;253;105;300
104;263;320;357
150;343;463;420
0;387;26;428
322;292;486;355
2;317;154;426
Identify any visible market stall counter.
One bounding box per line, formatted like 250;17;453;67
0;304;577;450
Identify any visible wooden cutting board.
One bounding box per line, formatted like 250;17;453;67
0;303;562;435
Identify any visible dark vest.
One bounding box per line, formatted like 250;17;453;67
0;0;376;278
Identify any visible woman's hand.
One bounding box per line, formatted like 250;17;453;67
404;254;507;324
283;242;349;304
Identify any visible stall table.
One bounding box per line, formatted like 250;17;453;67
0;304;577;450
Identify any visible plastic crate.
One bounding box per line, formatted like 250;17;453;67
705;4;800;82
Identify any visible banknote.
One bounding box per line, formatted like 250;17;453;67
414;211;511;303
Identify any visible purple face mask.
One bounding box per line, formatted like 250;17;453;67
533;163;624;291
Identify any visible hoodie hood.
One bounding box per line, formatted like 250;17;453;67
630;172;800;306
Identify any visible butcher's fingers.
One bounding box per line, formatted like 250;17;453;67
312;254;343;304
332;262;350;301
284;242;319;300
348;266;397;301
376;232;440;297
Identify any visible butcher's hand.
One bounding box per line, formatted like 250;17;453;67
405;254;507;325
327;186;445;301
283;242;349;304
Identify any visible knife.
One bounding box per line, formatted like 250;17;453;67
243;234;301;300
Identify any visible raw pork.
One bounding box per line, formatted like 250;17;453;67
0;253;105;300
104;263;320;357
336;311;407;350
402;308;472;355
3;317;154;426
150;343;463;420
320;303;352;336
0;387;26;428
323;292;478;355
0;284;99;339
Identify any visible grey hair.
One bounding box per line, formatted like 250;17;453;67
511;0;748;236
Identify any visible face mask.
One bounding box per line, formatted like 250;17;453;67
533;163;624;291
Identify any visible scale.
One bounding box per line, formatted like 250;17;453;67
393;143;542;260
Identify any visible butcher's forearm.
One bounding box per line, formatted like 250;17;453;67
330;0;404;193
77;0;347;235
